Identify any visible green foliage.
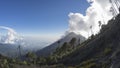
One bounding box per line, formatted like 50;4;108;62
11;59;16;63
90;34;94;39
76;59;97;68
69;37;76;47
54;42;71;57
22;61;28;65
34;38;77;65
3;59;8;65
26;52;37;59
18;61;28;65
55;64;66;68
85;63;96;68
104;47;112;55
57;41;60;44
0;59;10;68
25;52;37;65
37;57;47;65
76;63;97;68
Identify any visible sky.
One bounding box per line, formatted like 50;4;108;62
0;0;90;37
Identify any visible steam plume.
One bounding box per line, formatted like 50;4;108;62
68;0;113;38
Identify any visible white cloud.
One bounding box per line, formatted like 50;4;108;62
68;0;113;38
0;26;22;44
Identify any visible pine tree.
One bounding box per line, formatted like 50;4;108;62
90;25;93;35
98;21;102;30
18;45;22;57
69;37;76;49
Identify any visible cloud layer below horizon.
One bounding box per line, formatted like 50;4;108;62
68;0;113;38
0;26;21;44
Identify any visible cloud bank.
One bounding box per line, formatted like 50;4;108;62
68;0;113;38
0;26;22;44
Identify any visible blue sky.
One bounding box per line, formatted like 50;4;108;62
0;0;90;37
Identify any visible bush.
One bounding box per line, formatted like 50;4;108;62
86;63;96;68
55;64;66;68
76;63;97;68
22;61;28;65
76;59;97;68
104;48;112;55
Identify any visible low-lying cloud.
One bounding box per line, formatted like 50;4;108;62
68;0;114;38
0;26;21;44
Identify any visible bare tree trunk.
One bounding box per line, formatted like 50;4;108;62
110;0;118;15
114;0;119;11
112;7;118;16
116;0;120;13
117;0;120;6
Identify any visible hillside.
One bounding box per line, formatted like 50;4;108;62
58;14;120;68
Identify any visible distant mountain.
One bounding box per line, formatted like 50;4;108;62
0;43;24;58
0;36;53;58
22;36;54;51
36;32;86;56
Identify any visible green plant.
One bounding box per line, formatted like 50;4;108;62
104;48;112;55
22;61;28;65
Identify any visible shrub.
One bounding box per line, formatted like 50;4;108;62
104;48;112;55
76;59;97;68
22;61;28;65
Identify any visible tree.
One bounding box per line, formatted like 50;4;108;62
110;7;117;16
36;57;47;65
90;25;93;35
57;41;60;44
26;52;37;59
119;7;120;12
54;42;69;56
61;42;68;51
26;52;37;64
98;21;102;30
78;38;81;45
69;37;76;49
18;45;22;57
